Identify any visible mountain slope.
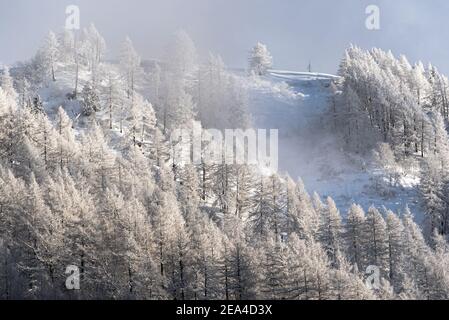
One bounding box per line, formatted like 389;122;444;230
247;70;422;220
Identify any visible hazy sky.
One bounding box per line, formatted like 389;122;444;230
1;0;449;74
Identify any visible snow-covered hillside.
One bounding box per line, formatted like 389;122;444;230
3;24;449;301
247;70;423;221
19;54;425;223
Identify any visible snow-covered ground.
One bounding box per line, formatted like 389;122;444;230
246;70;423;220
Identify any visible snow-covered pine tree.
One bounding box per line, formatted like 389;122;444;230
159;73;196;132
119;37;141;101
0;66;18;103
420;155;447;237
401;208;433;298
318;197;343;266
363;206;389;276
138;99;157;147
226;237;258;300
80;123;116;191
287;178;319;241
56;107;79;170
0;87;16;117
372;143;400;189
331;251;375;300
104;73;123;130
385;210;405;292
248;43;273;76
59;29;75;64
85;24;106;82
82;82;101;116
59;173;101;298
16;76;31;109
177;163;201;226
260;234;289;299
345;204;366;270
197;54;249;130
226;77;250;129
31;95;45;114
40;31;60;82
230;165;254;218
189;216;225;300
248;176;275;241
0;169;28;298
287;235;332;300
28;111;59;172
166;30;197;78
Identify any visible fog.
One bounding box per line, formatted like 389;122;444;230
1;0;449;73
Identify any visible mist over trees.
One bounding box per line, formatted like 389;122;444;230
0;27;449;300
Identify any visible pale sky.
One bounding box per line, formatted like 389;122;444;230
1;0;449;74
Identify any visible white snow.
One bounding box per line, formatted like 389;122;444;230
245;70;423;221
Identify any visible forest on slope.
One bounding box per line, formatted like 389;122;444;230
334;46;449;238
1;26;449;300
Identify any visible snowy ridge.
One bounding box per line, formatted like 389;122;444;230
268;69;341;81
